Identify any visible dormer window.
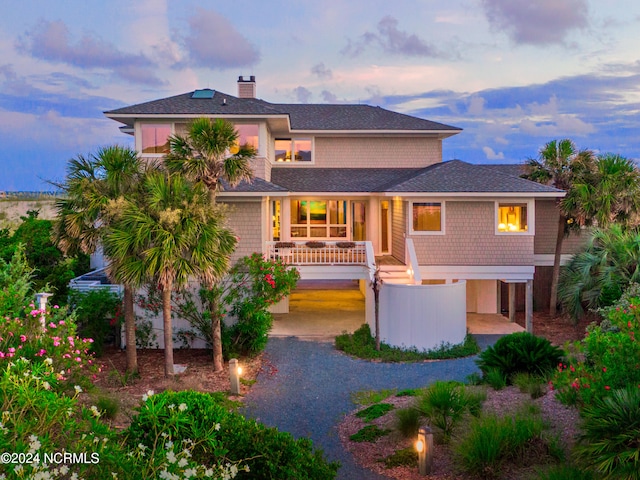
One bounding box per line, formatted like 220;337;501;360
275;138;312;162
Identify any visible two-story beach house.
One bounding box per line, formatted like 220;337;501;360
95;76;569;350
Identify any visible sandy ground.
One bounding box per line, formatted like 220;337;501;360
0;199;57;229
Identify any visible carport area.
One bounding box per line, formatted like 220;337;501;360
270;280;365;341
269;280;524;342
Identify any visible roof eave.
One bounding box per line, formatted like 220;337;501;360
382;191;566;198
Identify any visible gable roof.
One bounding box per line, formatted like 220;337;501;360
105;89;460;133
269;160;563;195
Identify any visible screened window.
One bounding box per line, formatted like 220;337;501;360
275;138;312;162
498;204;528;233
141;124;171;154
412;202;442;232
290;200;347;238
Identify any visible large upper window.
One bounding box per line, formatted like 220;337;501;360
497;203;528;233
411;202;443;234
141;124;171;154
290;200;347;238
234;124;259;151
275;138;312;162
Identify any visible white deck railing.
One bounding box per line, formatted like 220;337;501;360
69;267;123;295
405;237;422;285
265;241;369;266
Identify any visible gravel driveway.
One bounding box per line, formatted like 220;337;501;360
241;337;489;480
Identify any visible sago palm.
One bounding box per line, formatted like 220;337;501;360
105;171;236;377
165;117;255;371
52;145;144;374
558;225;640;319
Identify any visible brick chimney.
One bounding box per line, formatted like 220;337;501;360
237;75;256;98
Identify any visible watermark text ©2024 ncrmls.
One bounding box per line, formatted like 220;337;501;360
0;451;100;465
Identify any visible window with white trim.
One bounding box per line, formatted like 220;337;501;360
410;201;444;234
141;124;171;154
275;138;312;162
290;200;347;238
497;203;528;233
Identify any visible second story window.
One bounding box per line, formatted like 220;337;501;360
141;124;171;154
275;138;312;162
497;203;528;233
234;124;259;152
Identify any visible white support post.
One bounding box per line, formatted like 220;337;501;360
229;358;241;395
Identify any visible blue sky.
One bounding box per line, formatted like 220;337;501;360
1;0;639;190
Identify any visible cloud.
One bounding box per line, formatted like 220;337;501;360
17;19;163;86
180;8;260;69
293;86;312;103
342;15;441;58
311;62;332;79
467;96;485;115
481;0;589;45
519;115;595;137
482;146;505;160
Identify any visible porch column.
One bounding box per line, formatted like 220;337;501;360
508;283;516;322
525;279;533;333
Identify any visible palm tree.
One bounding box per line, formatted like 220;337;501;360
564;153;640;228
165;117;255;371
52;145;144;374
165;117;255;198
105;170;236;377
558;225;640;319
522;139;595;316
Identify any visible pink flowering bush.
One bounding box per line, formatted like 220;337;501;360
0;303;97;389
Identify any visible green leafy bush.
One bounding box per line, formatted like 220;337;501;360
355;403;394;422
69;288;122;356
141;253;299;358
476;332;563;382
0;211;90;305
574;387;640;480
127;390;339;479
0;245;35;318
349;425;391;442
336;323;479;362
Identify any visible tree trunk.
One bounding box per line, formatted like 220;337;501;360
549;214;566;316
162;281;174;377
207;190;225;372
123;285;138;374
211;295;224;372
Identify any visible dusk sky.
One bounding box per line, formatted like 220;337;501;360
1;0;639;190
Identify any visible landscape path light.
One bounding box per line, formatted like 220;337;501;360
229;358;242;395
416;425;433;475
